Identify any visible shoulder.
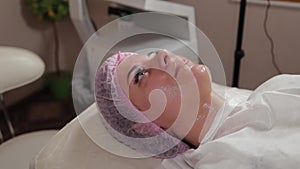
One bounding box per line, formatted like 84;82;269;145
249;74;300;100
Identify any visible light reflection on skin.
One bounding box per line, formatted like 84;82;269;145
116;49;214;147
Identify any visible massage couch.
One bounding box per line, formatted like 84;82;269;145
31;83;253;169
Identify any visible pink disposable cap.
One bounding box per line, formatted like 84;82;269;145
95;52;190;158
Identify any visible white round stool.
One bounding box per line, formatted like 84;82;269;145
0;130;58;169
0;46;45;93
0;46;57;168
0;46;45;138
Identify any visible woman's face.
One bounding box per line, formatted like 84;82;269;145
117;50;211;129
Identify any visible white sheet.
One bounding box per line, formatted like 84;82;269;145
32;82;253;169
159;74;300;169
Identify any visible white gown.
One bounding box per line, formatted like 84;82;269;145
159;74;300;169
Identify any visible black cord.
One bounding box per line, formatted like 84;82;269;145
263;0;282;74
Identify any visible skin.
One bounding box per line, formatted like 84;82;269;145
117;49;222;147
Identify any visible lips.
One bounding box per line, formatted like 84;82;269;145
159;53;194;78
173;57;194;78
174;58;186;78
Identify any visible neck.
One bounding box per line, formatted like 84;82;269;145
184;91;225;147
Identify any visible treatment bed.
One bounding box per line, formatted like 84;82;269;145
31;83;253;169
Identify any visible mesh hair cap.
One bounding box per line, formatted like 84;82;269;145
95;52;190;158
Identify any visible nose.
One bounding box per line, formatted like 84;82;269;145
154;49;170;68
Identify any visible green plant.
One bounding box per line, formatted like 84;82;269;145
25;0;69;75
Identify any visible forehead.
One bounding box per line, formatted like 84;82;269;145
118;54;147;68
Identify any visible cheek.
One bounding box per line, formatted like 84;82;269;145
150;78;181;128
129;86;150;111
157;90;181;128
129;71;182;128
160;84;181;111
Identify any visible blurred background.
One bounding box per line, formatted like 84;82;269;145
0;0;299;140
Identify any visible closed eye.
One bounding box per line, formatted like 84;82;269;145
134;68;148;84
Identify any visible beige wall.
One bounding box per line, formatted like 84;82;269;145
173;0;300;89
1;0;300;105
0;0;82;105
89;0;300;89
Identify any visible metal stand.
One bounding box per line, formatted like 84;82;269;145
232;0;247;87
0;94;15;140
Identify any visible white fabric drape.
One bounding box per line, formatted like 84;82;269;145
160;74;300;169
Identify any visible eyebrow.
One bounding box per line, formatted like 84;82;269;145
147;50;160;56
127;65;138;84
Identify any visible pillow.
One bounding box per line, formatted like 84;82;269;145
32;104;162;169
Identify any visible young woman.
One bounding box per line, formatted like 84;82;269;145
116;49;224;147
95;50;300;168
